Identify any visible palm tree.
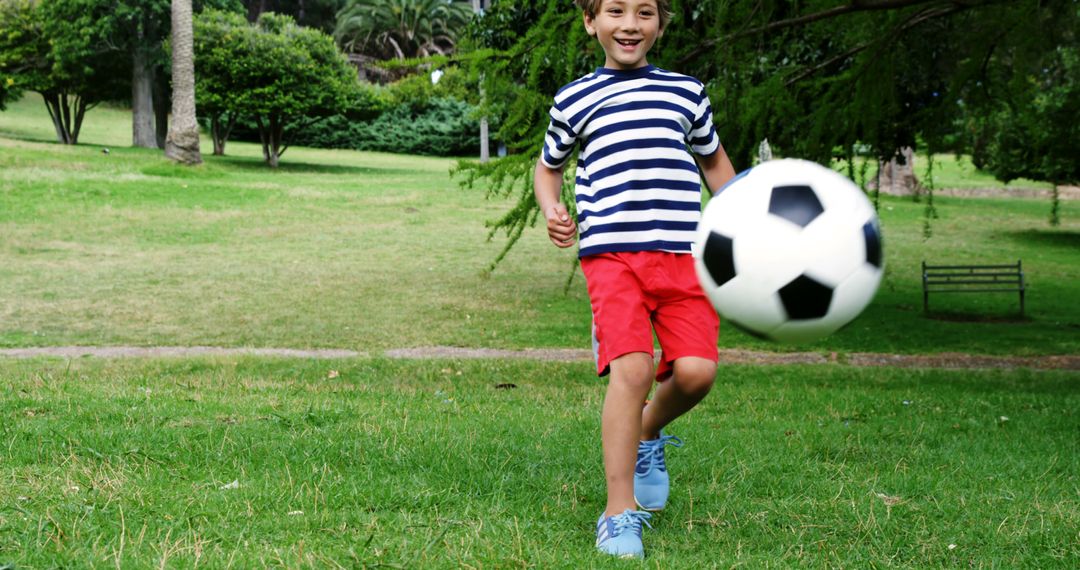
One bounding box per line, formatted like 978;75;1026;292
334;0;473;60
165;0;201;164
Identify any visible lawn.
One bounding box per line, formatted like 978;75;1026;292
1;96;1078;568
2;94;1079;356
1;357;1077;567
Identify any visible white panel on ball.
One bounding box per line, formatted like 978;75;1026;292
797;215;865;285
828;265;885;325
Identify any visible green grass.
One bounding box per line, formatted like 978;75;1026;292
1;357;1076;567
3;94;1079;356
834;153;1056;192
1;97;1077;567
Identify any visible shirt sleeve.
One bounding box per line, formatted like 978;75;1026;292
687;84;720;156
540;103;578;169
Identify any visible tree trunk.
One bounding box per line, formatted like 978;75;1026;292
255;114;286;167
211;115;225;155
247;0;266;22
1050;183;1061;226
210;113;236;155
42;93;70;144
480;117;489;163
41;91;85;145
869;146;922;197
153;72;169;149
132;41;158;148
165;0;202;165
269;115;283;167
71;96;87;144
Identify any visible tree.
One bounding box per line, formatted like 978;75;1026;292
334;0;473;59
193;9;246;155
0;0;127;144
451;0;1078;273
104;0;238;148
165;0;202;164
0;66;16;110
194;10;369;166
978;45;1079;225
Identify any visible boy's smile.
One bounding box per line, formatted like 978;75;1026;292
584;0;663;71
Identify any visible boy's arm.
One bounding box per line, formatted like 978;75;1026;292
697;143;738;196
534;160;577;248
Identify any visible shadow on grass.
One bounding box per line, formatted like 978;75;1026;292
923;310;1029;323
1002;229;1080;250
0;130;59;145
211;155;410;176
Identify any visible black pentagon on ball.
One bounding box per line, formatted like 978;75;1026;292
778;274;834;320
702;231;736;287
862;220;883;268
768;185;824;228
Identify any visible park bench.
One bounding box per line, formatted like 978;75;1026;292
922;261;1026;316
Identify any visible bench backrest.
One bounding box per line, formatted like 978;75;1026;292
922;261;1025;291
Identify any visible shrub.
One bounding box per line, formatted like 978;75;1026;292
289;97;481;157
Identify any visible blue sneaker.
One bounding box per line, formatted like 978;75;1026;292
634;433;683;511
595;509;653;559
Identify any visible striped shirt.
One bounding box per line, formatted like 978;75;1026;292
541;65;720;258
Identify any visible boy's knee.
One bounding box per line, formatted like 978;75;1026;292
672;357;716;396
609;352;655;389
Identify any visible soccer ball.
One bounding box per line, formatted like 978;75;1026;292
694;159;884;343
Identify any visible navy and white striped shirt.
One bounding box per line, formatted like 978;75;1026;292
541;65;720;258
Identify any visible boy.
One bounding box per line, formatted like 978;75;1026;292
533;0;737;559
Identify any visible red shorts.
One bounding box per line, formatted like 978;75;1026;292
580;251;720;381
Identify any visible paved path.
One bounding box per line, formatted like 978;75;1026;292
1;346;1077;370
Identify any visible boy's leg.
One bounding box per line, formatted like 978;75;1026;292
641;357;717;440
602;351;655;516
633;357;716;511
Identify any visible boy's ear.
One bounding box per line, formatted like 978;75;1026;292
582;11;597;36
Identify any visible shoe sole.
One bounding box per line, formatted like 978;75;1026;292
634;497;665;512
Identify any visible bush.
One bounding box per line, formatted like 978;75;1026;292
288;97;481;157
227;96;482;157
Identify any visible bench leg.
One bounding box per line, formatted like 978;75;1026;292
1020;289;1025;317
923;291;929;313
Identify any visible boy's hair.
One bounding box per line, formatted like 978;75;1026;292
575;0;673;30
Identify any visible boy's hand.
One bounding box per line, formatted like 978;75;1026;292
545;203;577;248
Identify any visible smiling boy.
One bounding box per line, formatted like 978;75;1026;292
533;0;738;559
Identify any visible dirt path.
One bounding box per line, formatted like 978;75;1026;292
1;346;1077;371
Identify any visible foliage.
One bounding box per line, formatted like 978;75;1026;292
0;0;240;143
192;8;247;154
289;96;480;156
977;45;1079;225
231;68;477;156
241;0;346;33
453;0;589;274
334;0;473;59
451;0;1079;274
0;0;128;143
194;9;374;166
0;0;32;110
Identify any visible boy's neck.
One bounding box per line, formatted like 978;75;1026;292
597;63;656;76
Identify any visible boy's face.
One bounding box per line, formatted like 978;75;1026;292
583;0;663;71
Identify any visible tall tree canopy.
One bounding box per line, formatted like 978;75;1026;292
452;0;1078;269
